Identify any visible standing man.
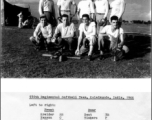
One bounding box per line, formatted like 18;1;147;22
77;0;95;23
52;14;76;54
109;0;126;26
39;0;56;26
75;14;97;61
57;0;77;22
94;0;109;33
98;16;129;60
29;14;53;51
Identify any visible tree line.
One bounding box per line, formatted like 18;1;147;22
122;20;151;24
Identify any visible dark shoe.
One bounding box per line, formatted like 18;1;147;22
98;55;105;60
87;55;93;61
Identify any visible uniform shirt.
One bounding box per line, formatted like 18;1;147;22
39;0;54;15
79;22;96;38
57;0;76;11
34;23;53;38
101;25;123;40
78;0;95;18
54;23;76;38
94;0;108;13
110;0;125;18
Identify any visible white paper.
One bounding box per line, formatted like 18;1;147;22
2;92;151;120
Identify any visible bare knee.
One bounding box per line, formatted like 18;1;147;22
46;38;52;43
89;36;96;46
98;34;104;42
122;45;129;53
29;36;35;41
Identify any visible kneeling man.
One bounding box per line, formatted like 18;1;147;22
98;15;129;60
53;14;76;54
75;14;97;61
29;14;53;51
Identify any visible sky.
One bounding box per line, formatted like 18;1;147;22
1;0;151;21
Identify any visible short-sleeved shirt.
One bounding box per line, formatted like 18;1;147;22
57;0;76;11
39;0;54;14
54;23;76;38
78;0;95;18
110;0;125;18
100;25;123;40
94;0;108;13
79;22;96;37
34;23;52;38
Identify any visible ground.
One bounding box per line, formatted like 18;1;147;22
1;23;151;78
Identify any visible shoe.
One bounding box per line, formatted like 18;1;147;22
87;55;93;61
98;55;105;60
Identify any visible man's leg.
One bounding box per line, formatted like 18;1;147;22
29;36;37;45
45;37;53;51
64;38;75;51
98;34;109;60
96;14;106;34
87;36;96;60
29;36;43;50
98;34;105;54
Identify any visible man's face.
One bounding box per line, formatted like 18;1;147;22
40;17;47;27
62;17;68;26
82;17;89;25
111;19;118;29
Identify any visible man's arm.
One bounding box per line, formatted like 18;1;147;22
76;30;83;50
52;1;56;19
58;6;62;17
38;0;43;15
53;25;61;38
89;0;95;20
33;23;41;40
77;2;81;20
57;0;62;17
118;32;124;47
75;29;83;55
104;0;109;19
118;0;126;19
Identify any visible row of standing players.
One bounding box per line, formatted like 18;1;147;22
30;0;129;61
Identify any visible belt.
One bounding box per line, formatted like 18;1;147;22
61;10;70;12
96;13;105;15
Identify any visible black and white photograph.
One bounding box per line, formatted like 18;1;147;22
1;0;151;78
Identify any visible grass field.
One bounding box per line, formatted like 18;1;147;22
1;23;151;78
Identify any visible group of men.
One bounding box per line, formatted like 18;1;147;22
30;0;129;61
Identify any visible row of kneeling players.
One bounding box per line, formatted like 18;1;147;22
29;14;129;61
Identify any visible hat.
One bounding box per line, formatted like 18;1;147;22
40;14;46;19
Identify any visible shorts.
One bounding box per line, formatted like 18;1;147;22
44;11;56;27
82;32;97;46
102;35;119;50
96;13;107;26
